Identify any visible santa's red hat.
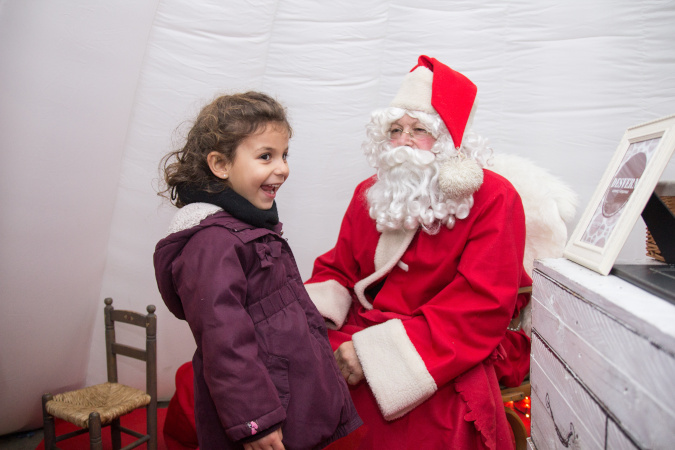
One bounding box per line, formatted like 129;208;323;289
390;55;477;149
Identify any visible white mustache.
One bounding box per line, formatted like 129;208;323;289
378;146;436;168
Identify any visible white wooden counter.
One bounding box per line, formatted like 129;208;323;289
529;258;675;450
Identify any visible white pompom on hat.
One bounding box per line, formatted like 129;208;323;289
438;156;484;201
390;55;477;150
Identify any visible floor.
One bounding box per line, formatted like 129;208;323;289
0;428;43;450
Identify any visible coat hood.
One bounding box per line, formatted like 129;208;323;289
154;203;223;320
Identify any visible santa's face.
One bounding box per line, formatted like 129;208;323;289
387;114;437;151
364;108;477;234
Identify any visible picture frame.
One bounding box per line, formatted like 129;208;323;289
564;113;675;275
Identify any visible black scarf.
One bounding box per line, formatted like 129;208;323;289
177;183;279;230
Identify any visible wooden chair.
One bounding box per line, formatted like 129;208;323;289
42;298;157;450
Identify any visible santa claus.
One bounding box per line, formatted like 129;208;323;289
305;55;532;449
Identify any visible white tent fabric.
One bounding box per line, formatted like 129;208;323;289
1;0;674;434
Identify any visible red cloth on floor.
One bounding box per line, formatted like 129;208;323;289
164;362;199;449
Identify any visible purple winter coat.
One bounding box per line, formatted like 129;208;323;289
154;204;361;450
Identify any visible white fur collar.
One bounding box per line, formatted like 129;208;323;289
168;202;223;235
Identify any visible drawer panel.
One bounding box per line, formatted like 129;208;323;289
531;334;605;450
532;269;675;448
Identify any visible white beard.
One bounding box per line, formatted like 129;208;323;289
367;145;474;234
362;107;492;234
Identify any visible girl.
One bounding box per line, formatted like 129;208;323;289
154;92;361;450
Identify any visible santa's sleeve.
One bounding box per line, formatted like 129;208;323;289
305;178;378;329
352;175;527;420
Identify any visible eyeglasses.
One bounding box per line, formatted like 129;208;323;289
388;126;433;140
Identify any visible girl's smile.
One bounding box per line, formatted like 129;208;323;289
261;183;281;197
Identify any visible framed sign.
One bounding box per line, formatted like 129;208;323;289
564;114;675;275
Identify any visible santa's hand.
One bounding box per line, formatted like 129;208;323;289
334;341;365;385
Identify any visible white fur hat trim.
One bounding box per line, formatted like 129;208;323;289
390;67;435;114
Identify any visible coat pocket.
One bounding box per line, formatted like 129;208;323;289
265;354;291;410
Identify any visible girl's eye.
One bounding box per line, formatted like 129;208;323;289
283;152;289;161
260;153;271;161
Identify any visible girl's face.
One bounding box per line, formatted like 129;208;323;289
210;124;290;210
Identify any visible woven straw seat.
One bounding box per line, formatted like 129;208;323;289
42;298;157;450
46;382;151;428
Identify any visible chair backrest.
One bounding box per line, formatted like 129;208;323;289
103;297;157;400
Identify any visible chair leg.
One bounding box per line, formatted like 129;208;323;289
42;394;56;450
504;406;528;450
148;402;158;450
89;412;103;450
111;417;122;450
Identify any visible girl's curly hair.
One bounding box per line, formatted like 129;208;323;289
159;91;292;207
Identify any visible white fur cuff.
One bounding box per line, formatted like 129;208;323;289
352;319;437;421
304;280;352;330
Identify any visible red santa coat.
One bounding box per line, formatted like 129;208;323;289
306;170;531;449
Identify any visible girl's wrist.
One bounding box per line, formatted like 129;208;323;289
239;422;282;444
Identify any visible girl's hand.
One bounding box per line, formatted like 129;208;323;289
334;340;365;385
243;428;284;450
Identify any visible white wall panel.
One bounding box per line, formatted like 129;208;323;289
0;0;160;434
